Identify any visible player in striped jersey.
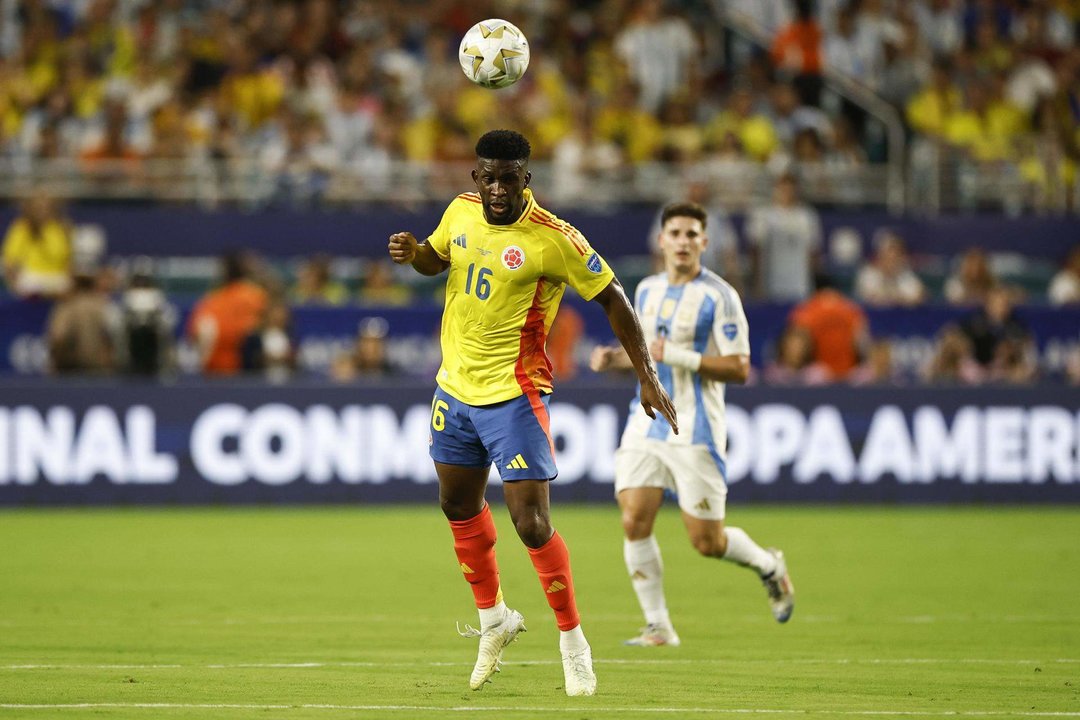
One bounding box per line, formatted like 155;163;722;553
388;130;676;695
590;202;795;647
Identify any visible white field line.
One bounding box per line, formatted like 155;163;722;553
1;614;1076;628
0;703;1079;716
1;658;1078;670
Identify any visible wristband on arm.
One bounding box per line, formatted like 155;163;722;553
662;344;702;372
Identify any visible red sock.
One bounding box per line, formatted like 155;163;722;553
527;531;580;631
448;505;502;609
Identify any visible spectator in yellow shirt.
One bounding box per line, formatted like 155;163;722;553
222;44;285;130
706;87;778;162
595;81;662;163
944;81;1023;162
403;87;473;162
906;57;962;138
2;191;72;299
656;92;706;162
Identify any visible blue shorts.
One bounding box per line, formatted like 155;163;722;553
429;385;558;482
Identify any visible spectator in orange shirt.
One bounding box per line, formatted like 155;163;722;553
187;252;269;375
547;304;584;380
788;274;869;381
770;0;823;105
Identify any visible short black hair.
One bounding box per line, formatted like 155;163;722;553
475;130;531;161
660;201;707;230
222;251;248;283
813;273;836;292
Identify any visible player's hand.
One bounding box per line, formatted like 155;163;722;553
639;374;678;435
589;346;614;372
388;232;418;264
649;336;665;363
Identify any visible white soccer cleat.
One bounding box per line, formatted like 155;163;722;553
761;548;795;623
561;645;597;696
459;609;526;690
623;623;681;647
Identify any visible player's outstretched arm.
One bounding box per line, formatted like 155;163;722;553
388;232;449;276
698;354;751;383
592;279;678;434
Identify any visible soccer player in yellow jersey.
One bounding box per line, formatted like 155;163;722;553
389;130;677;697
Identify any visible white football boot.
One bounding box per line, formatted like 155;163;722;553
623;623;681;647
561;644;597;696
761;549;795;623
459;609;526;690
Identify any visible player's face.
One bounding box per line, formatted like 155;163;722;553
472;158;531;225
658;216;707;276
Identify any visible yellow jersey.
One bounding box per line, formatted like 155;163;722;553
2;219;71;273
427;189;615;405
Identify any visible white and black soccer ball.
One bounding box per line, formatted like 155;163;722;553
458;19;530;89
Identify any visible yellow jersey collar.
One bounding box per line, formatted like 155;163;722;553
513;189;535;226
475;188;535;227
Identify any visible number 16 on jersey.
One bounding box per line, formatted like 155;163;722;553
464;263;492;300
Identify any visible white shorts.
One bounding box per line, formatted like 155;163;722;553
614;439;728;521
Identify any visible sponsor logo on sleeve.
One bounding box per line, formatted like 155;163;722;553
586;252;603;274
723;323;738;340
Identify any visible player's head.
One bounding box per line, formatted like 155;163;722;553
221;251;249;284
658;202;708;276
774;173;799;206
473;130;531;225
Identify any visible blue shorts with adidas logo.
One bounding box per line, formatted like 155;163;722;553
429;384;558;482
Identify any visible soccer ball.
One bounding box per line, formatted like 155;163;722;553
458;19;530;89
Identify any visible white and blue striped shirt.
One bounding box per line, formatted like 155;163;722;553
623;269;750;475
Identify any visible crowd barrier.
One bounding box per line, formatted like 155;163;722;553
1;380;1077;506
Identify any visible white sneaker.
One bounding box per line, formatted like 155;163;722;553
623;623;681;647
761;549;794;623
561;645;596;697
458;609;526;690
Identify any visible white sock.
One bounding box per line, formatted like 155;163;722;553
478;600;508;631
559;624;589;654
722;527;777;577
624;536;671;627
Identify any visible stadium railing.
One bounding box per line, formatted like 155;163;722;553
0;157;896;209
909;140;1080;216
0;153;1072;215
711;0;907;213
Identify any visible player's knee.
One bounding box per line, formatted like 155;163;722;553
621;511;653;540
512;510;552;548
440;496;483;522
690;531;725;558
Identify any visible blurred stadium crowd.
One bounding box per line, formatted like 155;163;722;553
5;186;1080;386
0;0;1079;386
0;0;1077;209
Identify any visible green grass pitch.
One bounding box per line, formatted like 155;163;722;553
1;504;1077;719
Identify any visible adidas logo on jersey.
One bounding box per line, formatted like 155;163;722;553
505;453;529;470
453;234;467;249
